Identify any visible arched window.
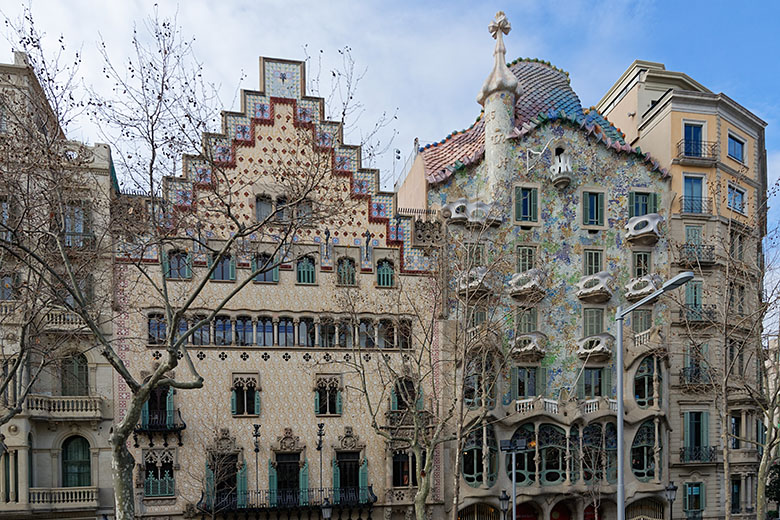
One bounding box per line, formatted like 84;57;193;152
538;424;566;485
255;195;273;221
62;436;90;487
377;260;394;287
253;253;278;283
463;424;497;488
61;354;88;396
605;422;617;483
505;424;535;486
299;318;315;347
278;318;295;347
464;357;496;410
232;377;259;416
359;319;375;348
148;313;166;345
582;423;604;483
0;274;16;300
377;320;395;348
398;320;412;349
235;316;253;346
631;421;657;481
257;317;274;346
165;250;191;279
337;258;356;286
320;320;336;348
634;356;659;408
296;256;316;284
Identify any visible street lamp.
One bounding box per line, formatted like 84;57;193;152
322;497;333;520
252;424;261;492
499;489;510;520
615;271;694;520
665;481;678;520
316;423;325;495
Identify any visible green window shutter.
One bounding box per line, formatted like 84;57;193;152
231;389;237;415
335;390;342;415
685;283;696;306
628;192;636;218
141;400;149;428
515;187;522;221
272;255;280;282
510;367;519;400
237;463;247;507
250;255;257;273
268;459;277;507
299;459;309;505
701;483;706;508
254;390;261;415
166;387;174;428
229;257;237;281
597;192;605;225
184;253;192;279
332;458;340;504
577;372;585;400
415;387;424;411
536;367;546;397
391;389;398;411
208;255;215;280
530;188;538;222
205;461;214;509
314;390;320;414
702;411;709;447
359;459;368;502
684;345;691;368
683;412;691;449
603;366;612;398
583;192;590;225
683;484;689;511
162;252;170;278
650;193;659;214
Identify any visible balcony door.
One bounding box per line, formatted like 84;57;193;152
684;124;703;157
336;451;360;504
144;386;173;428
683;177;704;213
276;453;300;507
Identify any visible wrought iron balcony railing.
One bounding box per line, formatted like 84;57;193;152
680;446;718;462
676;139;718;160
137;408;186;432
679;304;717;322
684;511;703;520
201;486;377;512
144;475;175;497
678;243;716;265
678;197;712;215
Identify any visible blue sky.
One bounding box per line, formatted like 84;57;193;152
1;0;778;202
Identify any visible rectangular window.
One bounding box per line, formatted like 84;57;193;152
467;243;485;266
231;375;259;416
584;250;603;276
514;187;538;223
683;176;705;213
583;308;604;337
582;191;604;226
517;308;537;334
392;452;421;487
684;482;704;512
516;367;537;398
516;246;535;273
731;414;742;449
633;252;651;277
583;368;603;398
728;184;746;214
191;316;210;345
731;478;742;514
469;308;487;329
684;124;703;157
728;134;745;162
685;225;703;245
730;230;744;261
632;309;652;334
628;192;659;218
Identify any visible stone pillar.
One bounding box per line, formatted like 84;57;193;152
533;422;541;486
91;448;99;490
251;318;258;346
231;318;237;345
313;317;320;347
0;452;6;502
578;428;584;485
16;446;28;504
8;450;16;502
564;425;571;485
272;318;279;346
652;355;661;411
653;417;661;484
51;451;59;487
741;410;747;447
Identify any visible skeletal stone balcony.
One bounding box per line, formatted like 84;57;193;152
511;332;547;361
456;267;491;297
549;150;572;189
441;198;501;227
576;272;614;303
625;213;664;245
624;274;663;302
577;333;615;361
507;268;545;302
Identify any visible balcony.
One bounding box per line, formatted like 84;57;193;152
678;243;716;265
625;214;664;245
134;409;187;447
507;268;546;302
29;486;98;511
441;198;501;228
200;486;377;513
511;332;547;361
680;366;712;386
580;397;618;416
43;308;89;332
515;397;560;416
625;274;662;302
576;272;614;303
678;197;712;215
679;446;718;463
25;395;104;422
676;139;718;162
678;304;717;323
684;512;703;520
549;151;572;189
577;333;614;361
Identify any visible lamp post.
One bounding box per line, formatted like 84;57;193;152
500;438;527;520
499;489;510;520
616;272;694;520
665;481;678;520
322;497;333;520
252;424;261;492
316;423;325;496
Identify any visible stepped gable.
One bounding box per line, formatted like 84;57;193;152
421;59;637;184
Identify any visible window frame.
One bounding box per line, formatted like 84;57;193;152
336;257;357;286
516;245;535;273
514;185;539;224
583;308;604;337
255;195;273;222
583;249;603;276
296;256;316;285
376;259;395;288
632;251;651;278
727;183;747;215
581;190;605;228
231;374;260;417
727;133;745;163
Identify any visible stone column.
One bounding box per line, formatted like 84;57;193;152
0;452;6;502
653;418;661;484
534;422;541;486
741;410;747;447
272;318;279;346
231;318;237;345
251;318;258;346
17;446;28;504
313;317;320;347
51;450;59;487
8;450;16;501
652;355;661;411
564;425;571;485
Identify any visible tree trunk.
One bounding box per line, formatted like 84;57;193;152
415;448;432;520
451;428;463;520
110;431;136;520
757;444;770;520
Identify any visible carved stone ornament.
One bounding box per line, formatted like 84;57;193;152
335;426;366;452
273;427;305;453
413;219;443;247
207;428;241;455
625;213;664;245
441;198;502;227
315;376;340;392
477;11;521;105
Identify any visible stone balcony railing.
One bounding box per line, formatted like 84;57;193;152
515;397;560;416
43;308;89;332
580;398;618;415
29;486;99;511
25;395;104;422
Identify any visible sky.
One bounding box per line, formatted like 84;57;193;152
1;0;779;200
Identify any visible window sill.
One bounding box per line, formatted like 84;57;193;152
335;283;358;288
143;495;177;501
252;280;279;285
375;284;396;290
582;225;606;232
315;413;342;418
514;219;540;228
210;279;236;283
727;154;745;165
164;277;192;281
232;414;260;418
295;282;319;287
